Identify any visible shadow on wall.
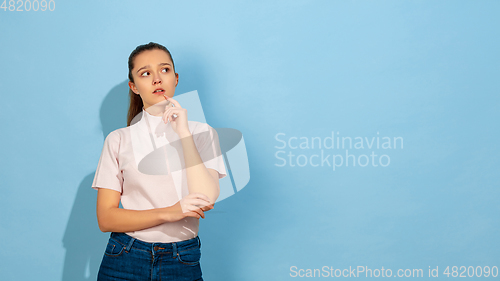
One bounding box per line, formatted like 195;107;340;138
61;81;130;280
61;173;109;280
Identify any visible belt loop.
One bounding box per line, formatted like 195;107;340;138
172;242;178;258
125;236;136;252
197;236;201;248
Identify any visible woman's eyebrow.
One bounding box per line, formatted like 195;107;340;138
136;63;171;73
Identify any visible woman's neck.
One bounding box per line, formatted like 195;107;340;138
144;100;171;117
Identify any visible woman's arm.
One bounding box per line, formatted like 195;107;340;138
161;96;221;204
179;131;220;204
96;188;210;233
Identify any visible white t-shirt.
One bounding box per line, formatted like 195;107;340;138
92;108;227;243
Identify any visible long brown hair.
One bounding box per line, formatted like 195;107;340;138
127;42;176;126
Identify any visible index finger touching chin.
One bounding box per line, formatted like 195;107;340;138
165;96;182;108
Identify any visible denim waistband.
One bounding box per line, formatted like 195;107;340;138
109;232;201;256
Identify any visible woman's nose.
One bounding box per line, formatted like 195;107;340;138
153;74;162;85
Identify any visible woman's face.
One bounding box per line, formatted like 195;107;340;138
128;49;179;109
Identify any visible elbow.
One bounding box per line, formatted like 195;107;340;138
201;184;219;204
98;224;111;233
210;183;220;204
97;219;110;233
96;213;113;233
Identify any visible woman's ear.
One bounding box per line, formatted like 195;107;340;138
128;81;139;94
175;73;179;87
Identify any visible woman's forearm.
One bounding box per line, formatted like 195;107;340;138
179;132;220;203
97;207;165;233
97;204;179;233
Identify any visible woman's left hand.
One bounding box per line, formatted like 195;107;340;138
162;95;191;137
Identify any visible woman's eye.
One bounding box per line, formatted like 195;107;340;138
141;71;150;77
162;68;169;73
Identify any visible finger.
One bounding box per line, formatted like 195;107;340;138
196;208;205;218
163;108;182;123
183;204;203;213
191;207;205;219
163;107;178;123
188;193;211;202
163;107;173;122
200;204;214;212
185;211;201;219
163;95;172;104
188;198;213;208
201;203;215;209
187;197;212;208
163;98;174;109
162;108;169;123
184;194;212;207
182;200;211;212
183;200;212;211
165;96;182;108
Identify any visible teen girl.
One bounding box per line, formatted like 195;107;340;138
92;42;227;280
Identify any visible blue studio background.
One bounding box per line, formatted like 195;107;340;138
1;1;499;280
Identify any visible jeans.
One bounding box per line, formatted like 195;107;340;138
97;232;203;281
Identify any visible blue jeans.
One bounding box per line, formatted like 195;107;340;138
97;232;203;281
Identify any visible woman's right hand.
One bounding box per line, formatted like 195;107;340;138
165;193;214;222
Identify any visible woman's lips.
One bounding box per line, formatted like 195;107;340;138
153;89;165;95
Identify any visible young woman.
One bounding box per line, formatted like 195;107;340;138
92;42;227;280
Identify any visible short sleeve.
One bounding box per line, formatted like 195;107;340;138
91;130;123;193
193;123;227;179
